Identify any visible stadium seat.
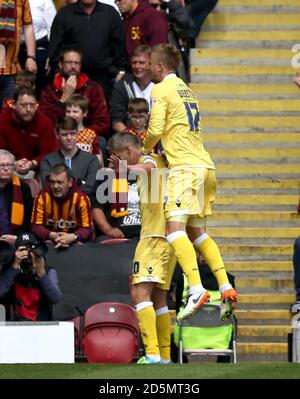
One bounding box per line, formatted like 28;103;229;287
82;302;139;363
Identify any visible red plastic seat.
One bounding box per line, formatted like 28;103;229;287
82;302;139;363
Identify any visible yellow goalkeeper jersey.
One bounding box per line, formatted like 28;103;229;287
143;74;215;169
138;153;167;238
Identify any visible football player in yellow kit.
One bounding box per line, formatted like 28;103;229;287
108;132;176;364
142;43;237;322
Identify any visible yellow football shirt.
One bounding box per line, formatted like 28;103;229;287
143;74;215;169
137;153;168;238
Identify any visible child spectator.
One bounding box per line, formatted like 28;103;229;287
125;98;149;143
65;94;104;167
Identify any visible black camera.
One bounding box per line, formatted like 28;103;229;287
0;240;48;266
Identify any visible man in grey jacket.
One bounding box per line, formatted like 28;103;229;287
40;116;100;197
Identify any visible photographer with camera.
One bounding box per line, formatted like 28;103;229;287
0;233;62;321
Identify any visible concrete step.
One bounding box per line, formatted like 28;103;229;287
239;293;294;304
200;99;300;114
209;148;300;158
191;65;295;77
238;325;291;337
214;195;298;206
216;181;299;189
236;277;293;289
207;226;299;238
204;13;300;29
204;133;300;144
236;309;292;319
226;261;292;272
219;244;292;255
218;0;299;6
237;342;287;355
190;82;299;97
198;30;300;41
202;116;300;131
215;163;300;176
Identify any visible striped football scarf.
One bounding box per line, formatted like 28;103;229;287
111;171;128;218
0;0;16;42
11;174;24;231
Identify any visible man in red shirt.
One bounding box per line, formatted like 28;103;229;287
0;87;57;177
40;48;111;138
116;0;168;59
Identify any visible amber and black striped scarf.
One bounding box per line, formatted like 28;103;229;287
0;0;16;43
11;175;24;232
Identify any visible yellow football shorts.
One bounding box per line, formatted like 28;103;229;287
164;167;216;220
132;237;177;290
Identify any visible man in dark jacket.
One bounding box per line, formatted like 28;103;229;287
0;150;33;243
116;0;168;59
47;0;128;100
0;232;62;321
40;48;111;138
110;45;154;133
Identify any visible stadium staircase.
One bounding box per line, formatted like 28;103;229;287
189;0;300;361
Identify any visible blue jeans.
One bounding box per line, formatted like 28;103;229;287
0;75;15;110
293;236;300;300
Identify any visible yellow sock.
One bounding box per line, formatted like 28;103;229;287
194;233;229;287
135;301;160;356
167;231;201;287
156;307;171;361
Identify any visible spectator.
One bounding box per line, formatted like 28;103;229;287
31;163;93;247
125;98;149;142
116;0;168;59
110;45;154;133
0;232;62;321
65;94;104;167
188;0;218;47
47;0;128;100
0;0;37;110
90;166;141;239
0;150;33;243
292;237;300;312
40;116;100;196
19;0;57;99
148;0;192;82
2;70;36;111
143;44;237;322
0;87;57;178
40;47;110;138
108;132;176;364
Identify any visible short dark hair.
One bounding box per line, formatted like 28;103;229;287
14;86;36;102
128;98;149;114
59;47;82;63
15;70;36;87
50;163;74;180
56;116;78;133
